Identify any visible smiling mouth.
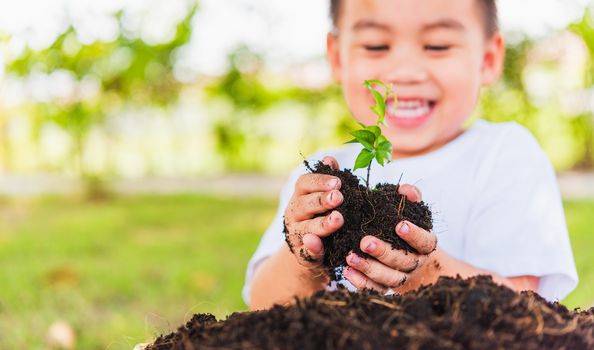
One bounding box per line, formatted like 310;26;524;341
385;98;436;128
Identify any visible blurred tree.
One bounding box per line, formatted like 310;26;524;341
478;6;594;171
569;7;594;169
1;2;592;177
4;3;198;180
204;45;349;172
205;46;275;171
479;38;537;126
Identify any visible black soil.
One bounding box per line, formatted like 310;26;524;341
303;161;433;280
147;275;594;350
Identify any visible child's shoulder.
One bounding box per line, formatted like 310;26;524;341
469;120;545;158
467;120;555;190
296;120;547;178
472;120;536;143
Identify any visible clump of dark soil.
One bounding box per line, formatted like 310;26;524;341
146;275;594;350
304;161;433;280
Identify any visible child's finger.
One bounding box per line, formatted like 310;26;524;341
346;252;409;289
292;211;344;238
294;234;324;268
302;233;324;260
290;190;343;221
359;236;420;273
343;267;388;294
396;221;437;255
294;174;341;196
322;156;340;170
397;184;422;202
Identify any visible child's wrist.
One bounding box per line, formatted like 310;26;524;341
280;245;329;288
418;247;448;281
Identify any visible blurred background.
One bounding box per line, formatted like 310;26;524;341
0;0;593;348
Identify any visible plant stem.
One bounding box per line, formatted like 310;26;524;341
366;162;372;189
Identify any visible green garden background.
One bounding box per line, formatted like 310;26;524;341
0;1;593;349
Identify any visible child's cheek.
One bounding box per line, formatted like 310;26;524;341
345;88;376;125
436;56;481;105
344;60;383;123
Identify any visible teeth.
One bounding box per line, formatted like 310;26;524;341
387;99;433;119
398;100;428;109
394;105;431;119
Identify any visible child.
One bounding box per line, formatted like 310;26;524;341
243;0;578;310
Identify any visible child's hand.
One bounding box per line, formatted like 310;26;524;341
283;156;344;271
343;185;438;293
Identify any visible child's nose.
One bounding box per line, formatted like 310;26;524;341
384;65;428;85
383;49;429;85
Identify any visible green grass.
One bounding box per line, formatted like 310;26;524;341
0;194;277;350
0;195;592;349
562;200;594;310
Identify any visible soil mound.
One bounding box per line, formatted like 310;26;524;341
147;275;594;350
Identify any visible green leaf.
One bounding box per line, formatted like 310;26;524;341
353;149;375;171
377;135;392;150
345;138;358;144
364;80;387;120
375;151;389;166
364;80;387;90
349;130;376;151
364;125;381;138
369;89;385;119
390;95;398;120
376;135;392;166
378;141;392;153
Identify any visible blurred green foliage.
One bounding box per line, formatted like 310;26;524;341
204;45;350;171
569;7;594;168
0;4;593;175
3;4;197;176
477;8;594;170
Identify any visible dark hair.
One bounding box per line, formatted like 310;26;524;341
329;0;499;37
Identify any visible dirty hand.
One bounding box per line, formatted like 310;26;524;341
343;185;438;293
283;156;344;270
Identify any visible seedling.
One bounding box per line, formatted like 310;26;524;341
346;80;397;188
299;80;432;281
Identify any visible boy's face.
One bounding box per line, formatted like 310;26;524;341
327;0;504;158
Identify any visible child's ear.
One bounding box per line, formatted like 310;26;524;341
326;32;342;83
480;33;505;86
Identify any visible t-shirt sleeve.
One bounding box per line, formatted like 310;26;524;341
463;123;578;301
241;166;304;305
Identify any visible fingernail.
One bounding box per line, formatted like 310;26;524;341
399;222;410;234
329;179;339;189
365;241;377;253
327;191;334;203
304;234;321;254
333;191;342;204
349;253;361;265
344;267;352;279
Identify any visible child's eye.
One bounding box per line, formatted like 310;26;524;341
364;45;390;52
425;45;451;52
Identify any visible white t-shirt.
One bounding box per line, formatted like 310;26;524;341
242;120;578;304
